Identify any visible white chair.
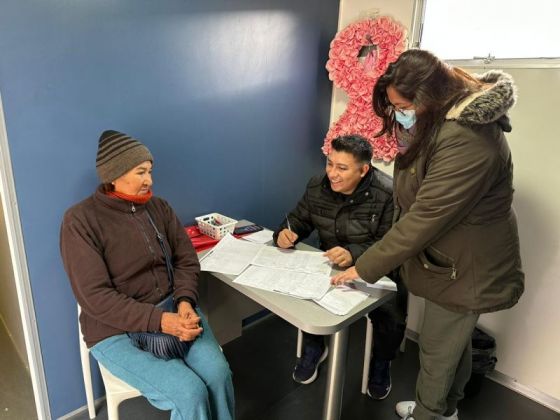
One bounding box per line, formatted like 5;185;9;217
295;313;408;395
78;305;142;420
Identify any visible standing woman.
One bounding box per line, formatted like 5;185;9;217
331;49;524;420
61;130;234;420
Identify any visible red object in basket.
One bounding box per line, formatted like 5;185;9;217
184;225;219;252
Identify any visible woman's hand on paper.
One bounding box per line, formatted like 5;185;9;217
277;229;298;248
331;266;359;286
324;246;353;267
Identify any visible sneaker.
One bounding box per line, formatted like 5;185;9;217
396;401;415;419
367;359;392;400
292;342;328;384
440;410;459;420
396;401;459;420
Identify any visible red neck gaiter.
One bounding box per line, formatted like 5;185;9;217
107;190;153;204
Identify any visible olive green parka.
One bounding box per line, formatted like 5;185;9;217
356;71;524;314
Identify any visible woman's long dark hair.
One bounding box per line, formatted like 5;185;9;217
373;49;483;168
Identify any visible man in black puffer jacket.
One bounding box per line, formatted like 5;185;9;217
273;135;407;400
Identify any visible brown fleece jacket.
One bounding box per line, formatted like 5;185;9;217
60;186;200;347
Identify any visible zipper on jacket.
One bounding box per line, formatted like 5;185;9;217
451;267;457;280
131;205;163;297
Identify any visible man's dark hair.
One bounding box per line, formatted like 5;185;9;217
331;135;373;164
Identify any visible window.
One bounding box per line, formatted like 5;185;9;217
414;0;560;65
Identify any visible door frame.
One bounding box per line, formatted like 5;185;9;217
0;93;51;419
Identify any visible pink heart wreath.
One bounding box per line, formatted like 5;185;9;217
322;16;407;162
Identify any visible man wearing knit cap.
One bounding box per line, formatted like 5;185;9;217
61;130;235;420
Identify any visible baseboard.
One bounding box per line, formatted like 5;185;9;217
403;328;560;414
487;370;560;414
242;308;271;327
56;396;106;420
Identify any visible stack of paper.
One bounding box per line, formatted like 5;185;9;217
251;246;331;275
200;234;382;316
350;277;397;293
199;235;263;275
241;229;274;244
314;287;370;316
233;266;331;300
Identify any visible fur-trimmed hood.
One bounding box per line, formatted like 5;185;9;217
446;70;517;132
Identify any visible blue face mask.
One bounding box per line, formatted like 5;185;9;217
395;109;417;130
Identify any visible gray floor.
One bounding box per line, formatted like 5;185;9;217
0;321;37;420
68;314;560;420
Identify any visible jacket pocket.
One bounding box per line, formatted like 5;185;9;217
418;246;457;280
402;245;475;312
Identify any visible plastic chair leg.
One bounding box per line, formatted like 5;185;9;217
296;329;303;358
106;394;121;420
361;315;373;394
82;353;96;419
78;305;97;419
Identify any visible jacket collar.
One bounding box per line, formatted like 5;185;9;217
445;70;516;132
321;168;373;200
93;185;148;214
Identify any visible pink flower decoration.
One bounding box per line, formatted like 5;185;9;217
323;16;406;162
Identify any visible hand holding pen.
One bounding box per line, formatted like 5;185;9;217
277;214;298;248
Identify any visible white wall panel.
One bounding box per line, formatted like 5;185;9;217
336;0;560;405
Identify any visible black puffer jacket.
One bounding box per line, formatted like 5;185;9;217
273;167;394;263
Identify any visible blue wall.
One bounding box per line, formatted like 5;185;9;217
0;1;339;417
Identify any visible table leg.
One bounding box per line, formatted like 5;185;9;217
322;327;349;420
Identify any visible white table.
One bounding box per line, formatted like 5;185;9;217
200;240;394;420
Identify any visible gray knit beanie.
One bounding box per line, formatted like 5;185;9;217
96;130;153;183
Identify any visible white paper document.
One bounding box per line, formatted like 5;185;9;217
314;287;370;316
200;234;264;275
241;229;274;244
251;246;332;275
351;277;397;293
233;266;331;300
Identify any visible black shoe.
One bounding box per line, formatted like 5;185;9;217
293;342;329;384
367;359;392;400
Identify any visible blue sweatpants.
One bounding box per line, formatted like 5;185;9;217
90;309;234;420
